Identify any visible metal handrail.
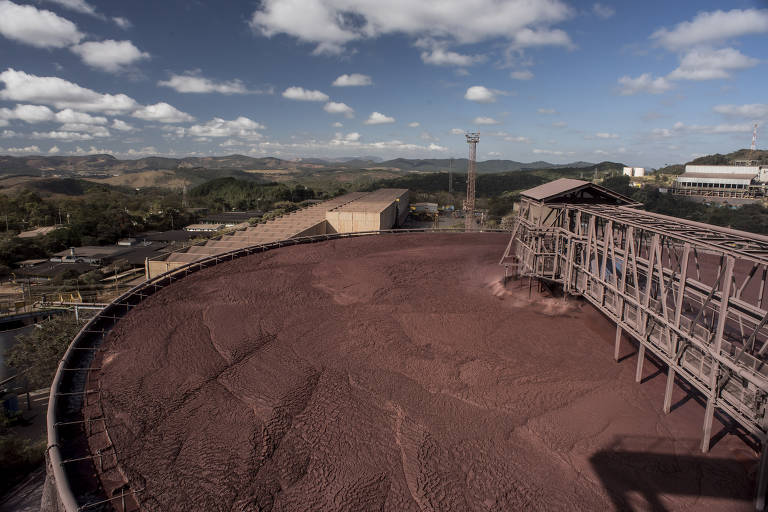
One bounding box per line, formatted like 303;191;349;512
47;228;507;511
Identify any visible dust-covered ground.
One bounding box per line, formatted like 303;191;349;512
97;233;757;511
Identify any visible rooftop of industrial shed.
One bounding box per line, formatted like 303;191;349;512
328;188;408;213
521;178;636;205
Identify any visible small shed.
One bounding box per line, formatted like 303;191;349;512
519;178;637;227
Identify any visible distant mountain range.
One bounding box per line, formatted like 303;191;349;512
0;153;597;176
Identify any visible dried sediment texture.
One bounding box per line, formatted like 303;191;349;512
98;233;756;511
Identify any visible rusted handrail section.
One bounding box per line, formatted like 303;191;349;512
46;228;504;511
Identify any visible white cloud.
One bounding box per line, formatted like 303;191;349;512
0;1;82;48
450;128;464;135
667;47;758;81
71;40;149;73
0;68;138;113
510;70;534;80
44;0;97;16
32;131;93;141
488;151;502;157
158;71;255;94
0;104;54;123
592;3;615;19
112;17;131;29
596;132;619;139
538;108;557;114
420;47;484;67
2;145;41;154
474;116;499;125
510;28;573;50
713;104;768;119
618;73;672;95
505;135;531;143
651;9;768;50
48;145;60;154
1;130;16;137
187;116;265;139
111;119;134;131
250;0;572;55
420;131;438;141
330;132;361;145
408;122;420;127
58;123;110;136
132;102;194;123
651;121;754;138
332;73;372;86
323;101;354;117
54;108;106;124
282;86;329;102
364;112;395;125
465;85;499;103
533;148;566;156
428;143;447;151
332;121;343;127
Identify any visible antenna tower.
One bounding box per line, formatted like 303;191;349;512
464;133;479;231
752;123;759;158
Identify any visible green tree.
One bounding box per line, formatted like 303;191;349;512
5;315;82;389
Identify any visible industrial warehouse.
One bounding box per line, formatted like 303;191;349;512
42;176;767;512
673;163;768;201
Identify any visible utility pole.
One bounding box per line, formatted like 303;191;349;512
448;157;453;193
464;133;479;231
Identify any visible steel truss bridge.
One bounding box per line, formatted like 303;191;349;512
501;199;768;510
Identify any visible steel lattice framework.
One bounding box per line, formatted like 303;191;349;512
464;133;479;231
501;198;768;509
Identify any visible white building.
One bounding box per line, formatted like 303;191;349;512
623;167;645;177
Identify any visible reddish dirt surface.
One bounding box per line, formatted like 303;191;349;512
97;233;757;511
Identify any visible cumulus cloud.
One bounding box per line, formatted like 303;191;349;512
450;128;464;135
58;123;110;136
592;3;615;19
510;70;534;80
2;145;41;154
509;27;574;50
71;40;149;73
618;73;672;95
505;135;531;143
111;119;134;131
364;112;395;125
32;130;94;141
595;132;619;139
330;132;361;145
132;102;194;123
187;117;265;139
474;116;499;125
420;47;485;67
332;121;343;127
713;103;768;119
533;148;573;156
464;85;504;103
323;101;354;117
54;108;106;124
0;104;54;123
0;68;138;113
538;108;557;114
332;73;372;86
0;1;82;48
667;47;758;80
408;122;420;127
158;71;257;94
250;0;572;55
651;9;768;50
48;145;60;153
282;86;329;102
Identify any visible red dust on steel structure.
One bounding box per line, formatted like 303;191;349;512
501;178;768;510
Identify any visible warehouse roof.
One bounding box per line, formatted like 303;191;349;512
677;173;755;181
521;178;637;205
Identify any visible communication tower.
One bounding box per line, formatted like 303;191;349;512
752;123;759;159
464;133;479;231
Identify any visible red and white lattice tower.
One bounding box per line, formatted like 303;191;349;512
464;132;479;231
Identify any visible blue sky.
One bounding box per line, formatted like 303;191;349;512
0;0;766;167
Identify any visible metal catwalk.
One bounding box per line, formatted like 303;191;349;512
501;198;768;509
